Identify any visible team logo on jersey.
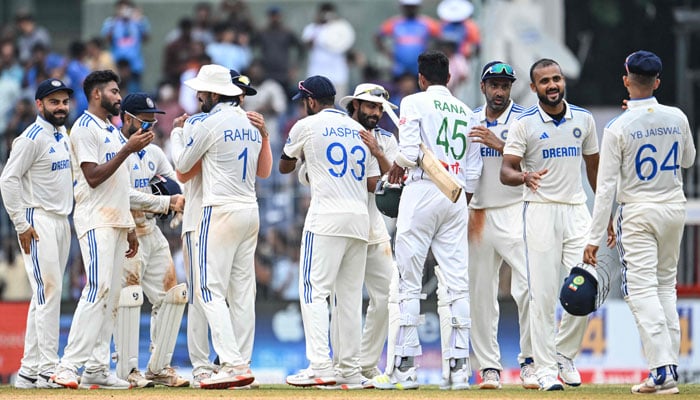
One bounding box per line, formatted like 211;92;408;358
148;161;155;171
133;164;139;170
500;129;508;140
539;132;549;140
105;136;111;143
573;128;582;138
49;147;55;154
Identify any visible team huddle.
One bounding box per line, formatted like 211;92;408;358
0;48;694;394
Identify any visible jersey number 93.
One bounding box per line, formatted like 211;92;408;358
326;142;366;181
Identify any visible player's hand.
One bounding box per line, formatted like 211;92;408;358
621;99;629;110
606;218;616;248
246;111;269;138
124;129;154;153
18;227;39;254
360;130;382;157
169;194;185;213
583;244;599;265
469;126;505;152
125;230;139;258
523;168;548;192
173;113;189;129
387;162;405;185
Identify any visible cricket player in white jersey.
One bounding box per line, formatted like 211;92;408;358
113;93;188;388
0;79;73;389
375;51;482;390
500;59;599;391
280;75;380;389
584;51;696;395
52;70;152;389
174;64;272;389
467;61;538;390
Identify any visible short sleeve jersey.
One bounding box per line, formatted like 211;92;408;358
470;100;525;209
171;113;206;235
503;101;599;204
71;111;134;237
283;108;380;241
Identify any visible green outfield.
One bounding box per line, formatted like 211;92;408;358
1;384;700;399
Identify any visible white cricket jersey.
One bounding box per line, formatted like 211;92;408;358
71;111;134;238
171;113;206;235
588;96;696;244
0;116;73;234
283;108;380;241
125;137;176;236
397;85;482;193
470;100;526;209
503;101;598;204
175;103;261;209
368;127;399;244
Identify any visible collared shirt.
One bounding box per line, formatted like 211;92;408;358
0;116;73;233
504;100;598;204
71;110;134;237
588;96;696;244
470;100;526;209
283;108;380;241
398;85;482;193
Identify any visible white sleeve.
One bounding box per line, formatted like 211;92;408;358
71;125;100;165
129;188;170;214
462;131;483;193
503;119;527;157
397;96;421;164
169;126;185;165
588;127;621;246
175;123;214;173
282;120;308;159
582;114;599;155
680;114;696;169
0;137;37;234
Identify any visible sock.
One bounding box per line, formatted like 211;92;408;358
450;358;466;372
397;356;414;372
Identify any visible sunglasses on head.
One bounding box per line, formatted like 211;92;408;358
298;80;314;97
357;87;389;100
481;63;515;80
126;111;157;131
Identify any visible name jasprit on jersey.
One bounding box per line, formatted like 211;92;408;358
324;127;360;139
224;128;262;143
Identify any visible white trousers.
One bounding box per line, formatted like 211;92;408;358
183;231;213;375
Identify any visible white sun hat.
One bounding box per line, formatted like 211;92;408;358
339;83;398;110
184;64;243;96
437;0;474;23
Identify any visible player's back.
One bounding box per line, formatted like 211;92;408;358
607;99;696;204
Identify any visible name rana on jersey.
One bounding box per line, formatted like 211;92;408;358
433;100;468;116
51;159;70;171
224;128;262;143
323;126;360;139
629;126;682;140
542;146;581;159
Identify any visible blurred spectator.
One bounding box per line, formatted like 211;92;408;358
22;43;65;99
220;0;256;34
301;2;356;98
375;0;440;79
0;40;23;140
100;0;151;91
2;98;35;161
437;0;480;60
437;38;469;94
163;18;198;84
64;40;90;121
178;51;210;114
154;81;185;146
85;37;116;72
14;10;51;66
205;22;252;73
390;71;419;117
165;2;215;45
252;6;304;95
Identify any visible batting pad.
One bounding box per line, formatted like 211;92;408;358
147;283;187;373
115;285;144;379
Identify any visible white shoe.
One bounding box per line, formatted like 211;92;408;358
36;373;63;389
317;373;364;390
479;369;501;390
520;360;539;389
373;367;419;390
200;365;254;389
146;366;190;387
539;374;564;391
286;367;336;387
192;371;212;389
79;370;131;389
127;369;155;388
556;353;581;386
14;373;37;389
440;365;470;390
631;370;679;395
361;367;382;380
52;367;79;389
227;378;260;390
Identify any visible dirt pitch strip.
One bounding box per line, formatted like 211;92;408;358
1;384;700;399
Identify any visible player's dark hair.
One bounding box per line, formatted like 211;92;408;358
83;69;120;99
218;94;240;106
628;73;657;87
529;58;560;83
316;96;335;107
418;51;450;86
346;101;356;117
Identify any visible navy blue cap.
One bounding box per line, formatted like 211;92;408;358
230;69;257;96
292;75;336;100
35;78;73;100
559;266;599;316
625;50;662;76
121;92;165;114
481;61;516;82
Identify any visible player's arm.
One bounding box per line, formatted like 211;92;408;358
0;137;39;252
83;129;153;188
360;130;392;175
247;111;273;179
680;116;696;169
389;100;420;184
583;153;599;193
469;126;505;153
174;123;213;174
463;128;483;204
279;122;306;174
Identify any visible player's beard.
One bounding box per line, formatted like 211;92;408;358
42;109;68;127
200;93;215;113
357;108;379;130
537;87;565;108
101;96;120;116
486;94;508;114
304;99;315;116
